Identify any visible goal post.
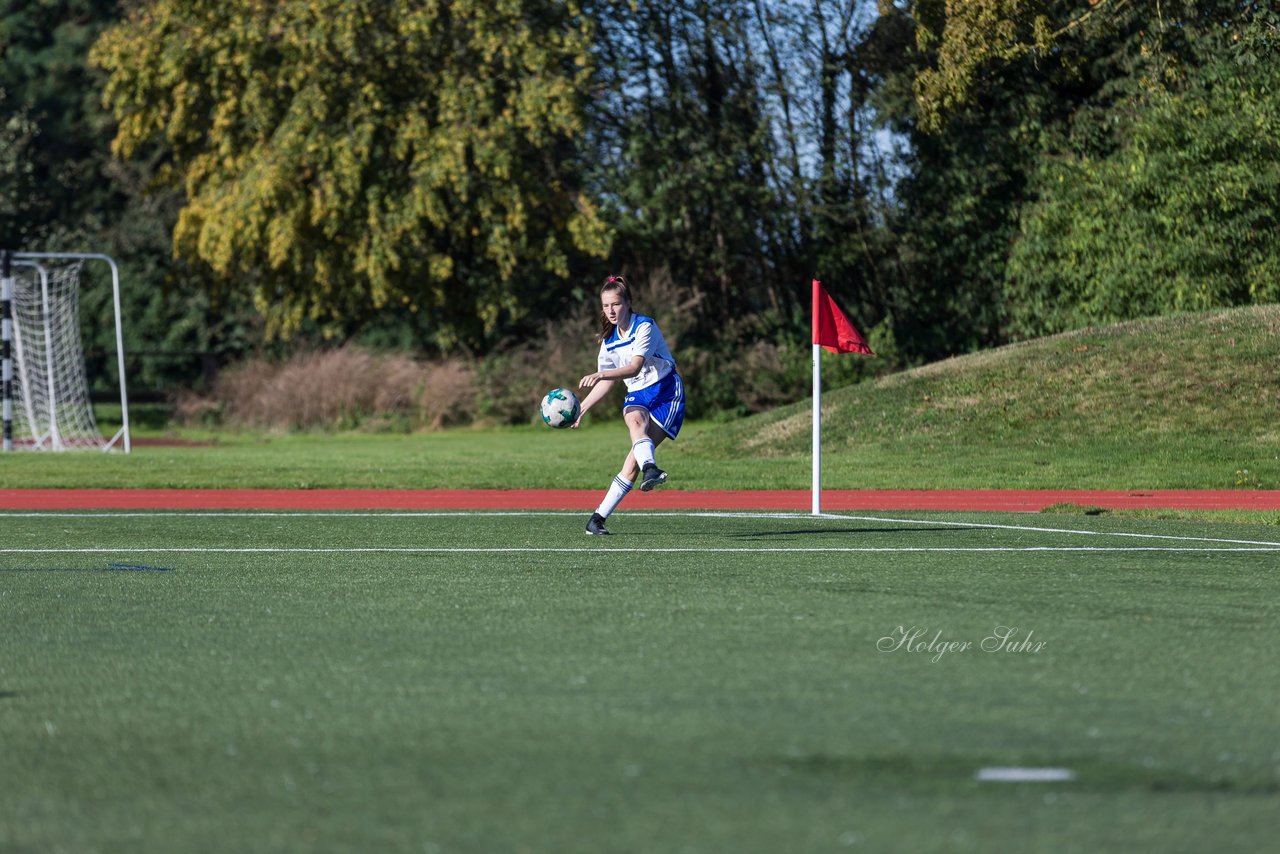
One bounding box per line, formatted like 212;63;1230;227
0;249;130;453
1;251;11;452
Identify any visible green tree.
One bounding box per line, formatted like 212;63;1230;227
860;1;1266;358
864;0;1065;359
587;1;787;322
586;2;898;333
1;0;253;396
0;0;122;248
906;0;1151;134
1006;10;1280;335
0;90;39;238
92;0;611;349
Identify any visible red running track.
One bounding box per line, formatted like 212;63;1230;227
3;488;1280;512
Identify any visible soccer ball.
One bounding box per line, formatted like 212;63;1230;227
540;388;581;429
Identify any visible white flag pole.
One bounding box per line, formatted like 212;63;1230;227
812;342;821;515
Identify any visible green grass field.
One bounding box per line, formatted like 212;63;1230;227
689;305;1280;491
3;509;1279;852
3;306;1279;850
5;304;1275;492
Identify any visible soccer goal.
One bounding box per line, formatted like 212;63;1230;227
1;250;130;453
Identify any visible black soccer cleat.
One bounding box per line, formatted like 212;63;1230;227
639;463;667;492
585;512;611;535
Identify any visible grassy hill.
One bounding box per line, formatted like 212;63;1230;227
684;305;1280;489
6;306;1279;491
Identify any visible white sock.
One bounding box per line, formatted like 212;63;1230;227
595;472;633;519
632;438;656;469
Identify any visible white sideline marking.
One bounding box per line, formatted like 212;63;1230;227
818;512;1280;548
0;511;587;518
3;509;1279;547
976;767;1076;782
7;512;1280;550
3;547;1280;555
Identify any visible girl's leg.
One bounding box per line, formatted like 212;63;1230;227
626;409;668;490
595;449;637;518
624;407;657;469
586;420;667;535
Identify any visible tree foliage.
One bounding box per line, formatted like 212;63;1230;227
0;0;122;248
865;0;1063;358
864;1;1277;358
906;0;1144;133
92;0;611;347
5;0;1275;413
588;1;794;328
0;89;39;235
1006;9;1280;335
1;0;255;396
586;2;896;335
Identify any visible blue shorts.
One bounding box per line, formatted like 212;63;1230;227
622;372;685;440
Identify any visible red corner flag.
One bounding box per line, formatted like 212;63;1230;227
811;278;872;516
812;279;873;354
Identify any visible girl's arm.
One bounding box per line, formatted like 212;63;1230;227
572;378;615;428
573;355;644;428
579;355;644;388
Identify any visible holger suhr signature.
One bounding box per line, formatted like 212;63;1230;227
877;625;1046;663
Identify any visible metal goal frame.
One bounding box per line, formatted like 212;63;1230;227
1;250;130;453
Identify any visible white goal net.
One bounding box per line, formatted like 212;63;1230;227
2;251;130;452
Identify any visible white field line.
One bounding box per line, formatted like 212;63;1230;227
4;547;1280;555
976;767;1077;782
0;511;588;518
3;509;1279;548
826;512;1280;548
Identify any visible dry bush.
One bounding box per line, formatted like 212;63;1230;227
215;357;291;427
477;317;601;425
171;389;221;426
419;360;478;429
179;271;713;431
630;266;704;353
182;346;481;431
736;340;791;411
371;353;429;414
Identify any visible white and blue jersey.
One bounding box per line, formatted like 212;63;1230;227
597;313;676;392
598;313;685;439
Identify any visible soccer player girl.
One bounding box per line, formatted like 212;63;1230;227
573;275;685;535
